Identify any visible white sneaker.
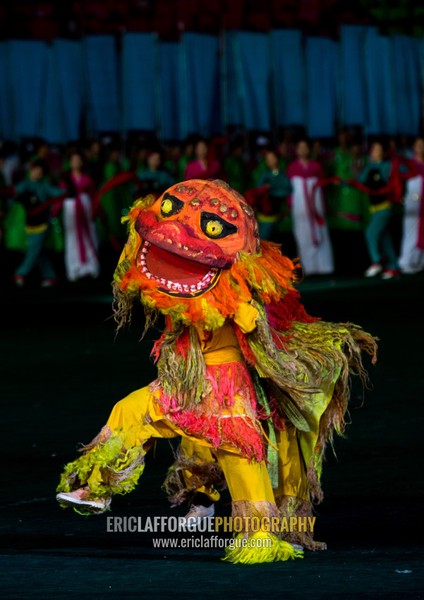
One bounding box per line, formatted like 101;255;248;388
290;543;304;551
179;504;215;530
364;263;383;278
56;488;110;512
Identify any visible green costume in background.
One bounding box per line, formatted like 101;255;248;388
98;156;133;244
13;179;64;281
327;148;370;275
257;168;292;241
327;148;369;232
359;160;398;272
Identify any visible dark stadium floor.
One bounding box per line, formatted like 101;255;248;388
1;267;424;599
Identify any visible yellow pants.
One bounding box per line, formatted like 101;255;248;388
179;428;309;506
62;385;276;506
57;386;313;561
176;373;338;506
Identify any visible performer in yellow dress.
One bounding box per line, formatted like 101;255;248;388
57;179;376;563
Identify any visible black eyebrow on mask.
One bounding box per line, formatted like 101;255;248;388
200;211;238;235
163;193;184;204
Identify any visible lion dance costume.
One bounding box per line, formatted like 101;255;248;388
57;179;377;564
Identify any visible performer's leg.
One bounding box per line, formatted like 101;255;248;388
56;386;179;512
38;248;57;281
272;357;341;550
399;184;424;273
380;225;399;271
163;437;222;507
398;212;415;272
273;427;309;502
15;231;46;278
313;193;334;275
273;427;326;551
365;209;389;266
215;450;303;563
216;450;274;505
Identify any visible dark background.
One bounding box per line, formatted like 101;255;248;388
1;0;424;596
1;272;423;599
1;0;423;41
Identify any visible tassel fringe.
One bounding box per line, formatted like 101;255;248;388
57;431;145;502
278;495;327;551
163;446;226;506
223;531;304;564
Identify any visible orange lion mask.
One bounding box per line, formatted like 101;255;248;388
113;179;299;330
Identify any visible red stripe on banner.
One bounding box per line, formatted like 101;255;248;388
27;193;67;217
92;172;138;217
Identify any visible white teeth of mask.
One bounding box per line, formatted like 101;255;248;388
137;242;216;294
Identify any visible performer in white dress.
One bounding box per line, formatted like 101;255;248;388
399;137;424;275
62;152;100;281
287;140;334;275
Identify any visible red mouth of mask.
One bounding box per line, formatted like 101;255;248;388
135;212;225;297
137;240;220;296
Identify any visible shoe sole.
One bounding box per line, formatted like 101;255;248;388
291;543;304;551
179;508;215;531
56;493;108;512
365;271;382;277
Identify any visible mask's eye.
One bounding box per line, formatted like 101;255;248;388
205;220;223;237
201;212;238;239
160;194;184;217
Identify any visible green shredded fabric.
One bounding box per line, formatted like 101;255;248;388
57;433;145;501
252;372;279;489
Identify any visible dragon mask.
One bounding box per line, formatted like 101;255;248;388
113;179;298;329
